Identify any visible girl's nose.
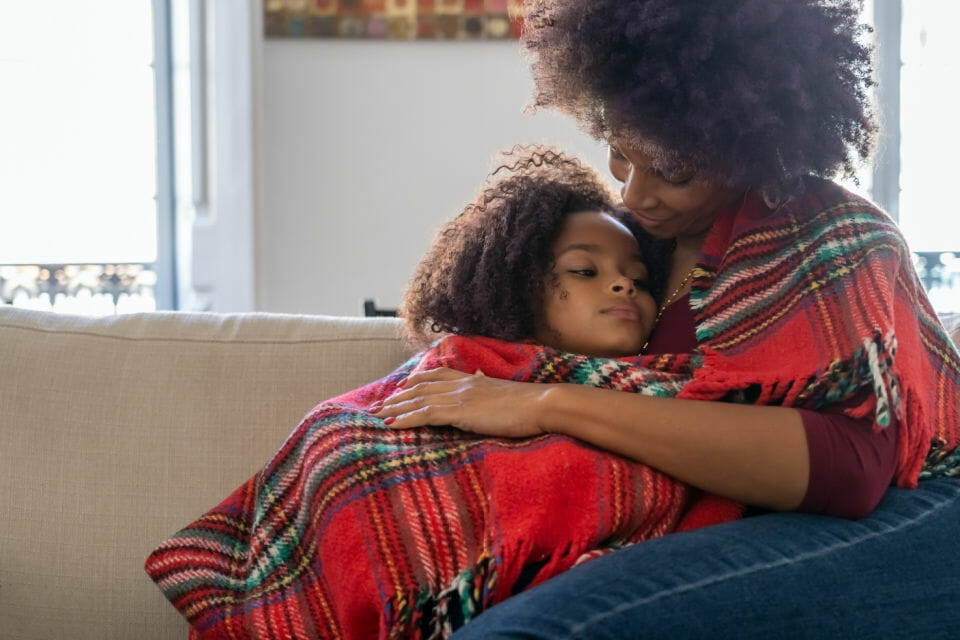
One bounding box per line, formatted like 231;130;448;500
611;277;635;294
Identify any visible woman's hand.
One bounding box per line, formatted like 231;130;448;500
372;367;549;438
372;367;810;509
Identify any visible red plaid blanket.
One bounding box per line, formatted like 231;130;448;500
146;179;960;639
145;337;739;639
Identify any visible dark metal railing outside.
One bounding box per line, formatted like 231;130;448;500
914;252;960;314
3;253;960;316
0;263;157;314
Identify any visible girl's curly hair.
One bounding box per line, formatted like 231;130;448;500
522;0;877;200
400;146;669;350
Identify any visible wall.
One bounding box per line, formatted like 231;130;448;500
259;39;610;316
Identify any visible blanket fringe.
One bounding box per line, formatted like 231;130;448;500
864;330;901;429
387;534;601;639
386;553;501;640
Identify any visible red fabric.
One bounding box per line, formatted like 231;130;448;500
679;179;960;488
649;292;899;519
643;294;699;354
149;180;960;638
147;337;738;640
799;407;898;518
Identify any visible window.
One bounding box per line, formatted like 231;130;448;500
2;2;956;315
0;0;175;313
836;1;958;314
897;0;960;312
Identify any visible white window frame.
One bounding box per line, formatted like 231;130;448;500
153;0;177;309
871;0;902;222
181;0;261;312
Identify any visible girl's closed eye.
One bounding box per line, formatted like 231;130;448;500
569;268;597;277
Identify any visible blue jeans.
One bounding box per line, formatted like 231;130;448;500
450;478;960;639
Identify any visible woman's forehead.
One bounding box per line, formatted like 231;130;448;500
610;136;694;172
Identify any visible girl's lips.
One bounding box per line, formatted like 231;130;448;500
603;306;642;322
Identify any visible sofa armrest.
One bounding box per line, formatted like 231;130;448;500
0;307;409;640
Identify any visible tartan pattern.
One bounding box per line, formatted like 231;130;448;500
145;178;960;638
682;177;960;485
145;337;723;639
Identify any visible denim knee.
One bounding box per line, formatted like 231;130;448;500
451;479;960;639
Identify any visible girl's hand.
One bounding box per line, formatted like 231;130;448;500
372;367;549;438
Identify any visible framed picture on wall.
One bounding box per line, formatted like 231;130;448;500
265;0;526;40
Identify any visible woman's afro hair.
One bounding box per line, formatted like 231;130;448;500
400;145;669;350
522;0;877;199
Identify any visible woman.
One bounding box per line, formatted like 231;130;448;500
376;0;960;636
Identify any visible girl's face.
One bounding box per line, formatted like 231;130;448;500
608;143;743;242
534;211;657;358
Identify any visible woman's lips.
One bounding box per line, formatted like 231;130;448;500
630;212;665;228
602;306;642;322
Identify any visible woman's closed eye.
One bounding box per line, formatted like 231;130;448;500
662;174;694;187
653;166;696;187
569;269;597;278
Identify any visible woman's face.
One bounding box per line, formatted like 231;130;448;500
534;210;657;358
608;143;744;242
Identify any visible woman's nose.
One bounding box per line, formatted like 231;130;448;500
621;172;659;212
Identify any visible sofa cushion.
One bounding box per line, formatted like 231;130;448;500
0;307;409;640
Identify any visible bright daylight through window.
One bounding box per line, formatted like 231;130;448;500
0;1;164;313
898;0;960;312
0;1;958;315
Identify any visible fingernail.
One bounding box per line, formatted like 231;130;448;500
370;402;382;413
384;417;396;426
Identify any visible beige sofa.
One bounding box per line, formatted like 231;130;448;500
4;305;960;640
0;306;411;640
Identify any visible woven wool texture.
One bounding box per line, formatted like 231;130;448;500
145;337;731;639
683;178;960;486
146;179;960;639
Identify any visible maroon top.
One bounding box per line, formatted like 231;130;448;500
644;294;898;519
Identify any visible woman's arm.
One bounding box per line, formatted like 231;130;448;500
799;408;898;518
542;383;809;511
375;369;809;511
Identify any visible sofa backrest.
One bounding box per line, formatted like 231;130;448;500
3;305;959;639
0;307;409;640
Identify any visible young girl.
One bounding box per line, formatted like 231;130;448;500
147;147;721;640
400;145;669;359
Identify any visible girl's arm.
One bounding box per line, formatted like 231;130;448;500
375;369;809;511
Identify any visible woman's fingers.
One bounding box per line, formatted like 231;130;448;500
375;384;455;418
399;367;470;389
368;366;547;438
377;376;465;411
381;404;456;430
368;367;470;427
374;382;466;430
